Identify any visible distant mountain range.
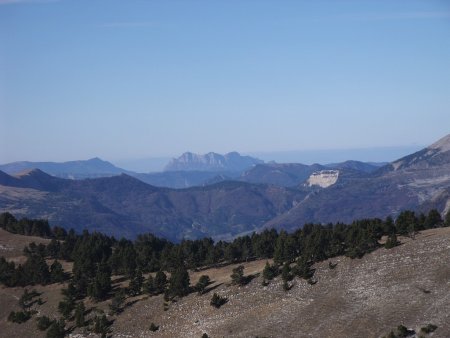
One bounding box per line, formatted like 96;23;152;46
0;157;131;179
0;154;384;189
164;151;264;172
1;134;449;241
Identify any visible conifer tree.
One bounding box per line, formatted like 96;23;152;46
87;262;112;301
109;289;125;315
262;261;277;281
230;265;245;285
74;302;86;327
128;268;144;296
167;265;190;298
281;262;292;282
50;260;65;283
445;210;450;227
153;271;168;294
195;275;210;295
143;274;155;295
46;319;65;338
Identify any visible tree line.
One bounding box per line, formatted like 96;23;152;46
0;209;448;291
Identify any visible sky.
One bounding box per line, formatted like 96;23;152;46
1;0;449;166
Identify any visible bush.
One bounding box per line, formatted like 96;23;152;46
421;324;437;334
109;290;125;315
262;261;278;281
8;311;31;323
149;322;159;331
230;265;246;285
46;319;65;338
210;293;227;308
385;234;400;249
195;275;210;295
93;314;110;336
36;316;54;330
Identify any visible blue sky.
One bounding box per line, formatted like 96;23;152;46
1;0;449;165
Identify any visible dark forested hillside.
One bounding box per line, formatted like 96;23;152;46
0;171;304;240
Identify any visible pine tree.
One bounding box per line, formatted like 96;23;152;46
74;302;86;327
167;266;190;298
195;275;210;295
109;289;125;315
93;314;110;337
230;265;245;285
46;319;65;338
58;298;75;320
88;262;112;301
262;261;277;281
128;268;144;296
143;274;155;295
153;271;168;294
425;209;442;228
281;262;292;282
36;316;53;331
50;260;65;283
294;257;313;279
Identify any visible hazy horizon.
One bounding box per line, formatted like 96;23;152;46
1;0;449;164
0;144;425;173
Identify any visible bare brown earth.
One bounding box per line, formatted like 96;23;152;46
1;228;450;338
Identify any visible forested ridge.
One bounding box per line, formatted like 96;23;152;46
0;210;449;337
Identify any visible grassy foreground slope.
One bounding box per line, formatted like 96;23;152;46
1;227;449;337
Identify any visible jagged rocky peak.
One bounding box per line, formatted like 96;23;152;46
164;151;263;172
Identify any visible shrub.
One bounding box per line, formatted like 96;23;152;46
230;265;245;285
8;311;31;323
262;262;278;281
397;325;408;337
385;234;400;249
210;293;227;308
36;316;54;331
282;280;291;291
46;319;65;338
195;275;210;295
93;314;110;336
149;322;159;331
421;324;437;334
109;290;125;315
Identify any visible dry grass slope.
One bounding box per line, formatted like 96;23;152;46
1;228;449;338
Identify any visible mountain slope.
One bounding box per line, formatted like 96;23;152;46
0;171;304;240
3;228;449;338
265;134;450;231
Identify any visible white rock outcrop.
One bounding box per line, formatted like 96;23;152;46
307;170;339;188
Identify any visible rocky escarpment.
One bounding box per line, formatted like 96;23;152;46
306;170;339;188
164;152;263;172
